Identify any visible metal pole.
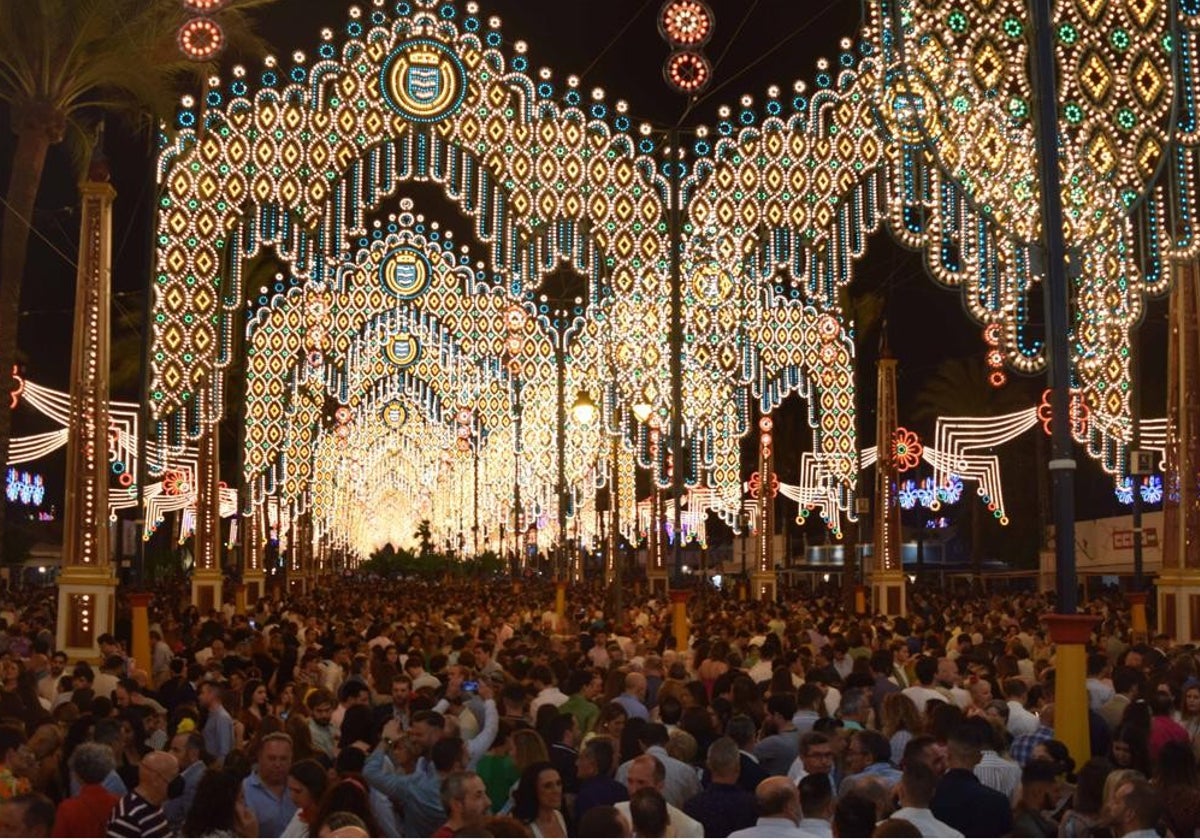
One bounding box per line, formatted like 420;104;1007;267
133;130;160;589
514;377;522;573
668;127;685;586
612;435;623;618
1032;0;1078;614
473;441;480;557
557;342;568;581
1131;323;1144;591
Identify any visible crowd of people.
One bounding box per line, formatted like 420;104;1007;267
0;577;1191;838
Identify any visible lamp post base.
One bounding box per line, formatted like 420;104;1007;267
1044;613;1100;767
749;571;776;602
191;569;223;615
554;580;567;618
1128;591;1149;641
870;569;907;617
128;592;152;677
243;572;265;607
647;572;668;598
669;590;690;653
55;566;117;663
1156;570;1200;643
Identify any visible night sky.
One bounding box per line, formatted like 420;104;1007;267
0;0;1171;553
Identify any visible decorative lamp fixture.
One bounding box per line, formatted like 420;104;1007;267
571;390;597;425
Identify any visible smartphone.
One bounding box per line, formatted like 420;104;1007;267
462;680;479;692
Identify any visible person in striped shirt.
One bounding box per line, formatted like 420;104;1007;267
106;751;178;838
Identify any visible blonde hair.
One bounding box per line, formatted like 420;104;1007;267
510;728;548;772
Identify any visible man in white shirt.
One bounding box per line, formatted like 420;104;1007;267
614;754;703;838
795;773;835;837
616;724;701;808
528;665;569;719
730;776;816;838
889;762;964;837
1086;653;1115;710
936;658;972;710
403;652;441;693
1003;678;1040;738
902;657;946;715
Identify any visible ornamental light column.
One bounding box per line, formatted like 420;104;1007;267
177;0;230;614
658;0;716;590
56;145;118;661
870;342;905;616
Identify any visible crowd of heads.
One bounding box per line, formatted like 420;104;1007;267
0;577;1191;837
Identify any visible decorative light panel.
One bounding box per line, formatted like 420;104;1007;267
149;0;1200;559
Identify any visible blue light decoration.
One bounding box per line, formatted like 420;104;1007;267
5;469;45;507
1114;475;1164;506
898;475;964;511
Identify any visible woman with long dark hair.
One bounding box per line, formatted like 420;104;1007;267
1153;739;1200;838
183;769;260;837
511;761;566;837
309;775;383;838
240;679;270;746
281;758;330;838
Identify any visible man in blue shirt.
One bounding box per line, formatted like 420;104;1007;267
614;672;650;721
365;722;465;837
241;732;297;838
199;679;234;766
683;737;757;838
838;730;901;796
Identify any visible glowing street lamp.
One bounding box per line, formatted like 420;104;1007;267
571;390;597;426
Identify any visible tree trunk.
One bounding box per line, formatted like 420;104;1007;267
0;124;54;561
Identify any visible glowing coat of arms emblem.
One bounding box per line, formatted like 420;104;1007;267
381;39;466;123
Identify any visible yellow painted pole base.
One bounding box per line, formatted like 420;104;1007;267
1044;614;1099;768
554;580;567;617
129;593;152;679
670;590;690;653
1129;592;1149;642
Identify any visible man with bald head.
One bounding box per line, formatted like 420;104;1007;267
615;671;650;721
729;776;814;837
613;754;703;838
106;750;179;837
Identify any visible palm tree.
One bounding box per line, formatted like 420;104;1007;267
414;520;435;558
0;0;275;558
912;355;1036;589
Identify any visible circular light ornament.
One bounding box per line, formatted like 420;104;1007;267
182;0;227;10
659;0;715;47
380;38;467;123
380;247;432;299
384;333;421;368
664;51;712;95
381;400;407;430
177;17;225;61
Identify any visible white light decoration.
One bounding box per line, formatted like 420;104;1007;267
143;0;1200;572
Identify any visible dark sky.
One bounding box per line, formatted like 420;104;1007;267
1;0;1170;533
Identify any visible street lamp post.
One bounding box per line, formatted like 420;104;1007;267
555;337;568;582
1031;0;1093;771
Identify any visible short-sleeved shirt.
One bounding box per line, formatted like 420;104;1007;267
106;791;169;838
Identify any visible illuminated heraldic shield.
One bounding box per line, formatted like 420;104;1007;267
381;247;432;300
384;333;421;368
381;400;407;430
381;39;466;123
